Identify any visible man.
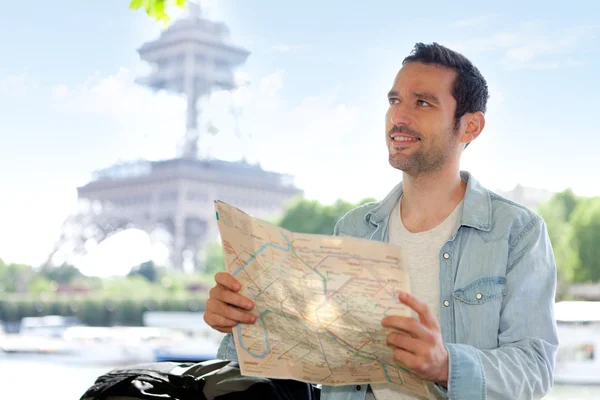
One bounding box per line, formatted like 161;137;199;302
204;42;559;399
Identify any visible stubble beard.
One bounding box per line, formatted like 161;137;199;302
388;125;459;177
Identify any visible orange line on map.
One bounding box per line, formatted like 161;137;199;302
226;245;274;299
372;280;390;297
357;339;374;351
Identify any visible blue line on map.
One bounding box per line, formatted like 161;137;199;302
238;309;320;358
382;363;393;381
237;311;272;358
318;331;411;381
320;331;379;360
232;231;291;277
237;308;407;382
316;331;333;381
232;236;408;381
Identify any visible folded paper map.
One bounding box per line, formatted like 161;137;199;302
215;201;434;399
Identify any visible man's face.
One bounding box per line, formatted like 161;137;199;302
385;62;463;176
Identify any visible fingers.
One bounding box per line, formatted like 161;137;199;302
205;273;257;333
397;291;439;329
206;298;256;325
203;311;237;333
387;332;425;355
392;347;419;371
209;285;254;311
215;272;242;292
381;315;430;340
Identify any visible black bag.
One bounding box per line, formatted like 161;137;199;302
80;359;320;400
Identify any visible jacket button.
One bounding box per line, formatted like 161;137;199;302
443;253;450;259
356;385;361;391
443;300;450;307
476;293;483;300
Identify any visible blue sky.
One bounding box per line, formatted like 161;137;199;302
1;0;599;272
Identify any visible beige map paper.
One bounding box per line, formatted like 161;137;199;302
215;201;434;400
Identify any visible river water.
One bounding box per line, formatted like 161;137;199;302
0;356;598;399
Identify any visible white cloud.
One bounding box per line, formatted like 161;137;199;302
447;22;596;70
258;69;284;97
204;71;376;203
0;184;77;266
51;67;186;161
48;66;288;167
48;65;374;201
52;84;69;98
0;71;38;97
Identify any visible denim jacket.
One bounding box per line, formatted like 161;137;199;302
217;171;559;400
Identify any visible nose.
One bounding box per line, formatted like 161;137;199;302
390;102;412;127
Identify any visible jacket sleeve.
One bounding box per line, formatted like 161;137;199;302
444;218;559;399
217;332;240;362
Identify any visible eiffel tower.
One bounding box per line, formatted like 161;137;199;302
47;2;302;271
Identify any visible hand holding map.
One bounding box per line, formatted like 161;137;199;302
215;201;435;399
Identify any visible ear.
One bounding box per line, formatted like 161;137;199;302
460;112;485;146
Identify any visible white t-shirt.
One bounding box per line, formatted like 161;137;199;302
367;197;462;400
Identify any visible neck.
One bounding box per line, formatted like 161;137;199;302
400;165;466;232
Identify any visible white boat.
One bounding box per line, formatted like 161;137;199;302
1;315;79;356
554;301;600;384
18;315;80;338
143;311;224;362
1;315;191;365
60;325;189;365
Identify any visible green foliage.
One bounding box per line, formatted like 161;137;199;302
204;241;226;276
39;263;83;285
278;197;376;235
129;0;187;24
27;277;56;295
0;293;206;325
538;189;578;245
539;190;600;286
102;275;161;298
0;262;35;293
160;271;212;292
201;197;375;279
539;189;580;285
127;260;161;282
0;257;212;325
567;198;600;282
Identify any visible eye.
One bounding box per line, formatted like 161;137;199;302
417;100;431;107
389;98;400;105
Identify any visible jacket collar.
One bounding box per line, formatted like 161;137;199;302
366;171;492;232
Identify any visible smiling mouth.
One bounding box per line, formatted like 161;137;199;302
391;136;420;143
390;135;420;147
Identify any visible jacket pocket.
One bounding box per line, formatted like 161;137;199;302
452;276;507;304
452;276;506;349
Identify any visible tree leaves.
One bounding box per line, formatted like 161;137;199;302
539;190;600;286
129;0;146;9
278;197;376;236
568;198;600;282
128;0;188;24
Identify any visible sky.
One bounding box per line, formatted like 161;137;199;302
0;0;599;274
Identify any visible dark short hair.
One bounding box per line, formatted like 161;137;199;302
403;42;489;130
